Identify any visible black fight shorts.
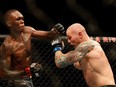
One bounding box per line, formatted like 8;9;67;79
102;85;116;87
7;77;34;87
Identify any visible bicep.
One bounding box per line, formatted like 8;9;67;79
0;56;11;69
24;26;48;39
0;43;12;68
32;30;51;40
68;41;95;62
65;50;86;63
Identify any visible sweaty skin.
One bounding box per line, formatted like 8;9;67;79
0;28;33;79
0;10;61;80
54;23;115;87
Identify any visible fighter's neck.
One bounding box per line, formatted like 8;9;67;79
10;32;23;42
82;35;91;42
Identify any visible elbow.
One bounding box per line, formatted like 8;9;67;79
55;62;68;68
74;62;82;70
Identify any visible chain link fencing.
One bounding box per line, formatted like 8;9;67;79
0;35;116;87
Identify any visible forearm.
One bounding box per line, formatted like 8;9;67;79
54;46;87;67
32;23;65;40
54;50;82;68
0;68;24;79
55;51;71;68
55;45;93;68
32;30;53;40
5;69;24;76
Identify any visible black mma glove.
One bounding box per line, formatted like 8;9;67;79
51;37;64;52
30;63;43;78
24;63;43;78
53;23;65;35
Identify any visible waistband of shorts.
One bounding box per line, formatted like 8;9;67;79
102;85;116;87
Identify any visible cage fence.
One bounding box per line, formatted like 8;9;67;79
0;35;116;87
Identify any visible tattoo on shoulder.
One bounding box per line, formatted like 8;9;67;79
67;41;94;63
77;41;94;53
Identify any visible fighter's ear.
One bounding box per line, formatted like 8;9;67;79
78;32;82;36
78;32;83;39
6;21;12;27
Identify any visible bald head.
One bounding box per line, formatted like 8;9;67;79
66;23;90;46
66;23;86;35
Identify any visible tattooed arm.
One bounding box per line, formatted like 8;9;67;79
54;41;94;68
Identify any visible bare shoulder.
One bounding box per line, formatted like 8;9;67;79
1;36;14;50
23;26;36;33
3;36;12;44
93;41;103;52
78;40;94;47
79;40;101;48
76;40;95;52
86;40;104;58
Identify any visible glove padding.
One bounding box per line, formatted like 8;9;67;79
30;63;43;78
52;23;65;35
51;37;64;52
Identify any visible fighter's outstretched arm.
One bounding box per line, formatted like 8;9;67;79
31;23;65;40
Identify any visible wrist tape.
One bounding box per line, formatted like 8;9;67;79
25;67;32;78
53;47;62;52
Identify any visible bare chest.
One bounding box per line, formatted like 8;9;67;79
11;41;32;68
12;33;31;58
13;42;25;55
79;58;93;71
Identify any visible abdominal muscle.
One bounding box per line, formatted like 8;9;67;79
11;42;32;71
83;69;103;87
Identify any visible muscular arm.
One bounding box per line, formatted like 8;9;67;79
32;30;54;40
0;40;24;79
55;41;94;68
23;26;60;40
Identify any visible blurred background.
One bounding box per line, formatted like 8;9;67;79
0;0;116;87
0;0;116;36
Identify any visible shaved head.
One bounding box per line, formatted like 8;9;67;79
66;23;90;47
66;23;85;35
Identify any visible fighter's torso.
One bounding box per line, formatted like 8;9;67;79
5;32;32;70
74;41;115;87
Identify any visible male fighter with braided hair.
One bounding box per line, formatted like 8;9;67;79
0;9;65;87
52;23;116;87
